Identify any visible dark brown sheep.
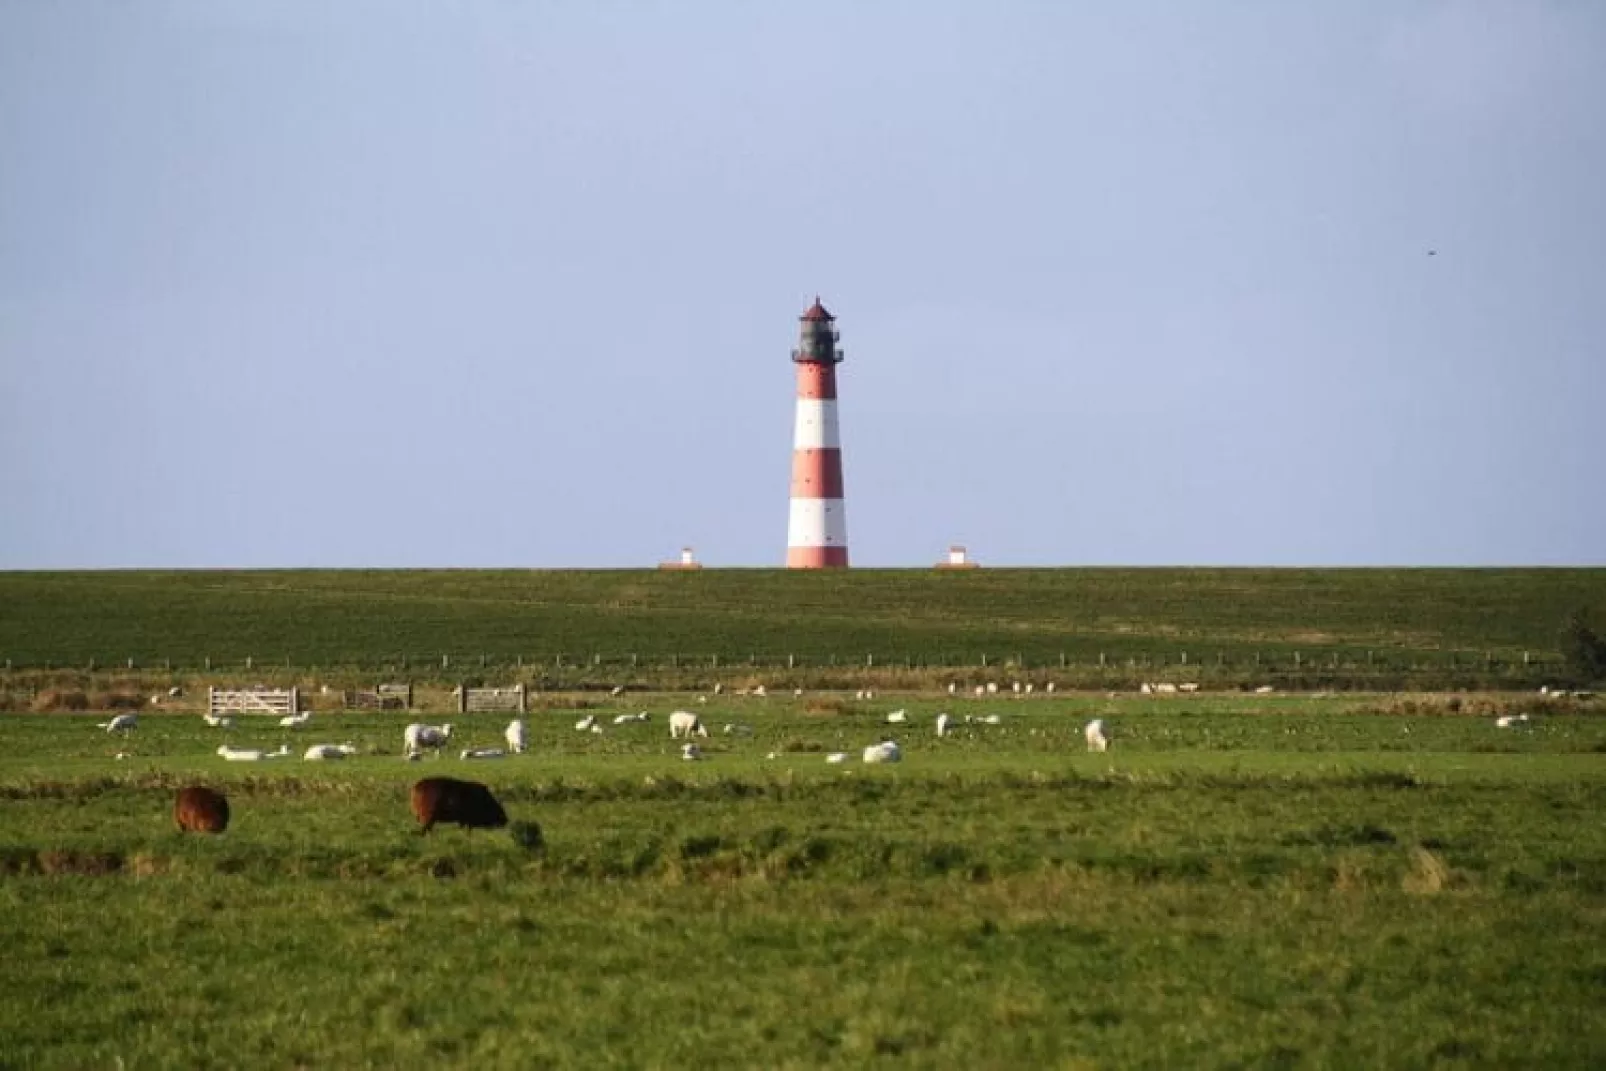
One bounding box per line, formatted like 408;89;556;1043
411;777;508;834
174;785;230;834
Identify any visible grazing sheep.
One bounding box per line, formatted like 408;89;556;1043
167;686;184;698
793;688;804;698
1155;683;1178;695
303;743;358;761
935;713;952;738
1024;683;1035;695
948;683;958;695
668;711;709;739
681;743;703;761
1140;683;1154;695
1178;683;1200;693
885;709;908;724
574;714;598;732
410;777;508;834
753;685;768;698
1254;685;1276;694
973;685;985;697
217;744;291;762
174;786;229;834
460;747;507;760
1011;682;1022;694
862;740;902;764
505;719;528;753
1045;682;1057;694
1495;714;1532;729
98;713;138;734
610;685;626;696
825;752;849;764
404;722;453;756
278;711;311;728
978;714;1003;726
613;712;651;725
723;722;753;736
202;713;233;729
1085;719;1110;753
713;683;725;695
985;682;999;695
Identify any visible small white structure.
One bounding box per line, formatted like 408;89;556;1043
862;740;902;764
1085;718;1110;753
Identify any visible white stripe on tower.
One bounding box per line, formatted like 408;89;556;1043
787;297;849;568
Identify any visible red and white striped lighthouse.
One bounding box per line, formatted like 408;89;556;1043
787;297;849;568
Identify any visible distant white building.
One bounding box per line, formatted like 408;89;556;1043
936;544;979;569
659;546;703;571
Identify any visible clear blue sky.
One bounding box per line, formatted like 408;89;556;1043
2;2;1601;568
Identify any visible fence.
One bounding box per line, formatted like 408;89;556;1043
209;687;299;717
458;683;527;714
345;682;413;710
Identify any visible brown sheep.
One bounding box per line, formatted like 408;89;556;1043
410;777;508;834
174;785;230;834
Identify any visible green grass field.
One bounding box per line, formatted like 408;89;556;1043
2;570;1603;683
2;693;1603;1067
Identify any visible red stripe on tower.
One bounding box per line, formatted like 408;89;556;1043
786;297;849;568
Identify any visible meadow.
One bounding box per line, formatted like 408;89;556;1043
1;691;1603;1068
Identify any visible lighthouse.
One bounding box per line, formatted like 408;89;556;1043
786;297;850;568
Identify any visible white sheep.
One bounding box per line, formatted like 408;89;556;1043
862;740;902;764
978;713;1003;726
504;719;528;753
1012;682;1022;694
574;714;598;732
985;682;999;695
885;709;908;724
460;747;507;760
613;712;651;725
1024;683;1035;695
1495;714;1532;729
825;752;849;764
1045;682;1056;694
1085;719;1110;753
1140;683;1154;695
712;683;725;695
935;713;952;738
98;713;138;733
723;722;753;736
610;685;626;696
404;722;453;756
1178;683;1200;693
1154;683;1178;695
1254;685;1276;694
303;743;358;761
202;713;233;729
668;711;709;739
218;743;290;762
948;683;958;695
973;685;986;697
278;711;311;728
681;742;703;761
753;685;767;698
